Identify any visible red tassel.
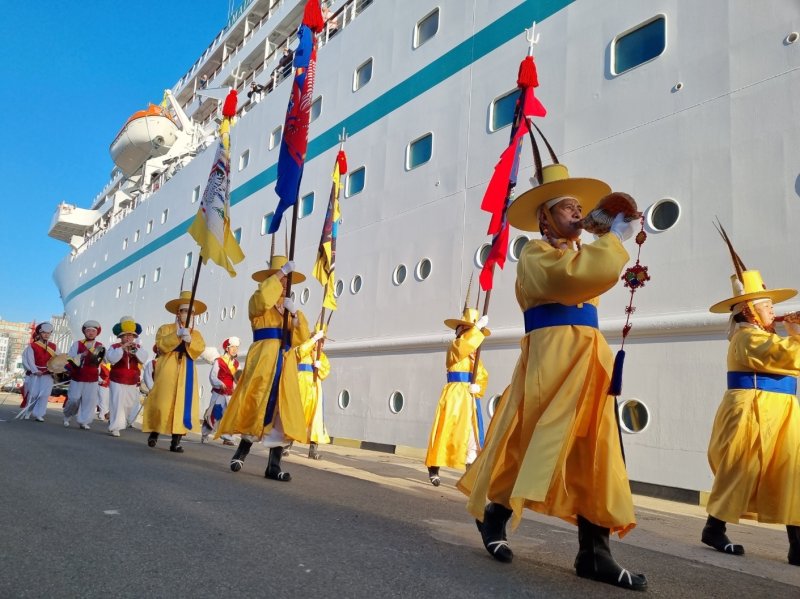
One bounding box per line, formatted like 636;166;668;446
336;150;348;175
222;90;238;118
517;56;539;88
303;0;325;33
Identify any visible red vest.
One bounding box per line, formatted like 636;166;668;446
30;342;56;372
70;340;104;383
214;356;238;395
109;344;142;385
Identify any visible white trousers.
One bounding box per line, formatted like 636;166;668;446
24;374;54;419
96;386;109;418
64;381;99;426
108;382;140;433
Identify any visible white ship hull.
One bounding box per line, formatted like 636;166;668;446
52;0;800;499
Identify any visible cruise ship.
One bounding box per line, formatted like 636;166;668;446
49;0;800;501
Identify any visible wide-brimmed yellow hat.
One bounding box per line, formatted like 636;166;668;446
709;270;796;314
165;290;208;315
444;307;491;337
507;164;611;232
252;255;306;283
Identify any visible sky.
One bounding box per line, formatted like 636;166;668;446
0;1;231;323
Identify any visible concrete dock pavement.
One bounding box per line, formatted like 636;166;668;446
1;395;798;598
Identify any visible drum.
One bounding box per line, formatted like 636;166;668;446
47;354;72;383
580;192;641;235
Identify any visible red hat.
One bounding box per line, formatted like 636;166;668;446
222;337;240;351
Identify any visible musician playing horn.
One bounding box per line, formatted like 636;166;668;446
20;322;57;422
106;317;148;437
63;320;105;430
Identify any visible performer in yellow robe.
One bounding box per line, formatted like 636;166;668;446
142;290;206;453
296;328;331;459
217;256;310;481
425;307;489;486
458;164;646;591
705;266;800;566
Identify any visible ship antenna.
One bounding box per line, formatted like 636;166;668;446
713;218;747;282
463;272;474;313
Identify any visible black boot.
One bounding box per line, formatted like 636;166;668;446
169;434;184;453
427;466;441;487
575;516;647;591
788;525;800;566
265;446;291;481
701;515;744;555
475;502;513;563
147;432;158;448
230;439;252;472
308;442;321;460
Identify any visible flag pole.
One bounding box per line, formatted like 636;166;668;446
470;24;540;389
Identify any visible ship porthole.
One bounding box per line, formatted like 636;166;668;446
338;389;350;409
618;398;651;434
389;391;404;414
204;312;209;324
220;307;227;321
334;279;344;298
350;275;363;294
509;235;529;261
290;291;296;303
393;264;407;286
230;305;237;319
645;198;681;233
415;258;432;281
786;32;799;45
487;394;502;418
475;243;491;268
300;288;310;305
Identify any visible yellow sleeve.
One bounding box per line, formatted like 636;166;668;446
732;329;800;374
475;359;489;397
291;311;311;348
317;351;331;380
295;336;317;361
446;326;485;367
249;274;284;318
187;329;205;360
516;235;629;307
156;324;181;354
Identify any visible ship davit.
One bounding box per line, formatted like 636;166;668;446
110;105;179;176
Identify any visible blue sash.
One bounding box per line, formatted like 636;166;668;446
183;356;194;430
447;371;471;383
523;303;599;333
475;397;485;448
298;363;314;372
727;371;797;395
253;327;282;342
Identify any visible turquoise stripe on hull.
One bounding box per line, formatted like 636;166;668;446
62;0;573;305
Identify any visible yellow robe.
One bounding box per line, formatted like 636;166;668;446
425;326;489;469
706;325;800;525
458;234;636;536
296;339;331;444
216;274;310;442
142;324;205;435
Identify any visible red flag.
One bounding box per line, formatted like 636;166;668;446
479;57;546;291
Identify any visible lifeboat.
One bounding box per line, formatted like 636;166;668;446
109;105;179;176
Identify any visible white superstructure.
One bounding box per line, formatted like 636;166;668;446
50;0;800;500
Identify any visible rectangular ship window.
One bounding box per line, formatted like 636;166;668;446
239;149;250;171
613;15;666;75
414;8;439;49
161;209;169;224
153;267;161;283
139;274;146;289
490;89;520;132
346;167;366;197
311;97;322;123
185;252;193;269
192;185;201;203
261;212;274;236
147;220;153;234
233;228;242;243
406;133;433;170
354;58;373;91
299;193;314;219
269;126;282;150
